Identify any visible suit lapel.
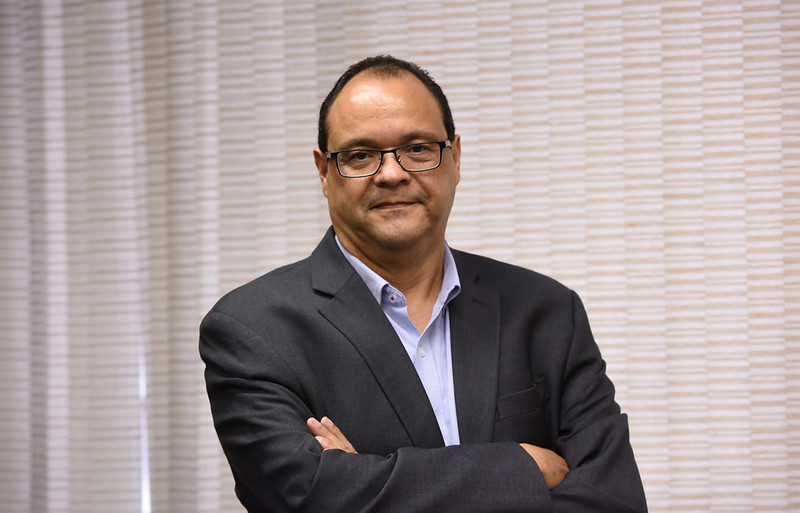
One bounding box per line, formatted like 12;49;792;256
450;251;502;444
311;229;445;448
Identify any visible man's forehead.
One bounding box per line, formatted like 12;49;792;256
337;79;403;111
330;71;439;123
324;70;444;149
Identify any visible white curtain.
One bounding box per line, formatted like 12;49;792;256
1;1;797;512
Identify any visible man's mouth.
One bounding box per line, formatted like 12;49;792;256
371;199;416;210
376;201;411;208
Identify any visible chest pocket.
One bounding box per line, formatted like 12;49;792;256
493;378;552;447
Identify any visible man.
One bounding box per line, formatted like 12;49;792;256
200;55;647;512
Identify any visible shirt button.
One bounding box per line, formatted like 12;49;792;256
417;347;426;358
388;293;398;303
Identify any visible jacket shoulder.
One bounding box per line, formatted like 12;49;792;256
451;249;573;297
207;256;312;317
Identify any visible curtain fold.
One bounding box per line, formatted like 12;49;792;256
1;1;797;512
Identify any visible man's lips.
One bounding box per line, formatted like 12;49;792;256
374;201;413;209
370;199;418;210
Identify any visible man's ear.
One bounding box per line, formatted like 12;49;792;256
313;148;330;198
451;134;461;185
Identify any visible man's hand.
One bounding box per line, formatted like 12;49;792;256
520;443;569;490
307;417;358;454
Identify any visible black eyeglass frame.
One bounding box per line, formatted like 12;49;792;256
325;140;452;178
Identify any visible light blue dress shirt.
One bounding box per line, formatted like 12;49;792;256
335;237;462;446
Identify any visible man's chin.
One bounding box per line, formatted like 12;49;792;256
366;224;428;251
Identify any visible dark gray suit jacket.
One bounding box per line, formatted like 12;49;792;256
200;228;647;512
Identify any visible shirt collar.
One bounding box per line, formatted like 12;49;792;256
335;235;461;308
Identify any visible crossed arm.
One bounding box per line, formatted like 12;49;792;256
306;416;570;490
202;290;648;512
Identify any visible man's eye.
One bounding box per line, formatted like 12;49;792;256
339;151;378;171
402;144;436;161
342;151;370;163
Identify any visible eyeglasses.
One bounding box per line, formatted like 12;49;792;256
326;140;451;178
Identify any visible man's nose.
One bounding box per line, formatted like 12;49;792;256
374;152;410;184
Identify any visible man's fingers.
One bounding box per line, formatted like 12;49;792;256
321;416;346;442
320;416;358;453
306;416;358;454
520;443;570;490
306;417;327;437
314;435;334;450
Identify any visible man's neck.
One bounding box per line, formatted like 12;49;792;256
340;237;446;331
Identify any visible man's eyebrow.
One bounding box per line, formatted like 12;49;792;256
333;138;379;151
334;132;444;151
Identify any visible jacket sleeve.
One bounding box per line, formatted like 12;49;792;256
547;291;648;513
200;309;553;513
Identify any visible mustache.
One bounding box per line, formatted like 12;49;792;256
366;194;425;209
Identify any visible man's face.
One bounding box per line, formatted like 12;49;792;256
314;71;461;261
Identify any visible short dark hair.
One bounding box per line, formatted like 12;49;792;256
317;55;456;152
